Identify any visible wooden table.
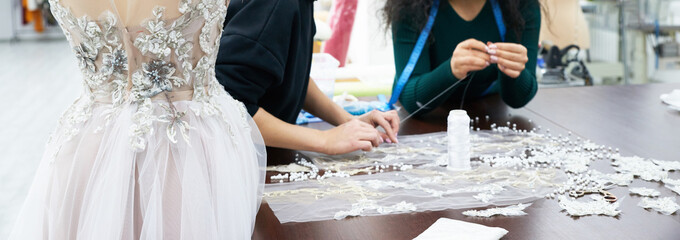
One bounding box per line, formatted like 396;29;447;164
254;83;680;240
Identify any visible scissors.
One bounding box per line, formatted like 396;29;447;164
568;189;618;203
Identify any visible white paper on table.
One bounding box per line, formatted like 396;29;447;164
413;218;508;240
660;89;680;110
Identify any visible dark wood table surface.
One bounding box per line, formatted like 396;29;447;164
253;83;680;240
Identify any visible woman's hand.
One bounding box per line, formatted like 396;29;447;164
487;42;528;78
320;119;383;155
450;39;491;80
356;110;400;144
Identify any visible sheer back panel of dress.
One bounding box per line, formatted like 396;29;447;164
51;0;228;102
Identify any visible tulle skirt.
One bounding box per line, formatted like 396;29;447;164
8;95;266;239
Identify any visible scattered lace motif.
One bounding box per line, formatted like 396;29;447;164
557;195;621;217
473;192;495;203
360;179;505;198
629;187;661;197
611;154;667;182
651;159;680;171
333;199;416;220
266;163;311;173
664;185;680;196
601;172;635;186
462;203;532;217
266;127;680;222
638;197;680;215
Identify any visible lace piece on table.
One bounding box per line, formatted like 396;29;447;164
664;184;680;196
266;163;311;173
638;197;680;215
629;187;661;197
266;126;680;222
611;154;667;182
662;178;680;186
264;131;565;223
333;199;416;220
473;192;495;203
651;159;680;171
557;195;621;217
462;203;532;217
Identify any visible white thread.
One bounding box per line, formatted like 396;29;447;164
447;110;471;171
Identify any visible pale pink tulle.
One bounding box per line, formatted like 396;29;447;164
9;96;266;239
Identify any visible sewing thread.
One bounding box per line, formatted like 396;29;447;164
447;110;471;170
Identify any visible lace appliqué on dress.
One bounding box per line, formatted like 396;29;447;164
127;1;236;150
49;0;249;151
48;0;129;159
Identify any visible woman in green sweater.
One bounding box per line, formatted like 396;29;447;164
383;0;541;115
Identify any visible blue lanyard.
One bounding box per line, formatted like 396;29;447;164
489;0;506;42
388;0;506;109
387;0;440;108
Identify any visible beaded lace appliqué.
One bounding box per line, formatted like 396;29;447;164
47;0;129;157
49;0;247;151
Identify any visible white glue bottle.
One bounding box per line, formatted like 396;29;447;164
447;110;471;171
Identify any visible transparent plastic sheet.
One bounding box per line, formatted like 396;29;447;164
264;131;566;223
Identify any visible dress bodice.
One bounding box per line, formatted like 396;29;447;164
48;0;250;150
50;0;228;105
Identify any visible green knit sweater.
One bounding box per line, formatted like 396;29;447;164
391;0;540;115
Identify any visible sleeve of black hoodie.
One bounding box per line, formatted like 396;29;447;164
215;0;294;116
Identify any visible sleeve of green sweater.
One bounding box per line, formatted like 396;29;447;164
391;3;541;114
391;23;459;115
497;2;541;108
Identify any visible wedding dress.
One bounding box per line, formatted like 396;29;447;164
9;0;266;239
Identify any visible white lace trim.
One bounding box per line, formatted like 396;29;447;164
462;203;532;217
333;199;416;220
629;187;661;197
557;195;620;217
638;197;680;215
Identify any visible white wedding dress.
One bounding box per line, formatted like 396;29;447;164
9;0;266;239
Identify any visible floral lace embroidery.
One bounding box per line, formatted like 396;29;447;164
128;1;228;150
49;0;248;151
47;0;129;159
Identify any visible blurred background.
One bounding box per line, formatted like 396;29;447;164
2;0;680;238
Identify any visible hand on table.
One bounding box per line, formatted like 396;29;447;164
356;109;400;144
318;110;400;155
486;42;528;78
320;119;382;155
450;39;492;80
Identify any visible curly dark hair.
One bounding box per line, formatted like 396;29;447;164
382;0;541;41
